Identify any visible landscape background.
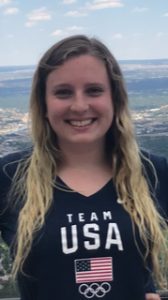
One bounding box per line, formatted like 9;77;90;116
0;59;168;158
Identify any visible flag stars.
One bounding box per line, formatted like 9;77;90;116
76;260;90;272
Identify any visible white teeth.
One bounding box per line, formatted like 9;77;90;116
69;119;93;127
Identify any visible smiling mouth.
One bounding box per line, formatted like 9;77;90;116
66;118;96;127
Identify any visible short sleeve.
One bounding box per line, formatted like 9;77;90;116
0;156;11;230
0;155;16;244
141;151;168;220
0;150;31;245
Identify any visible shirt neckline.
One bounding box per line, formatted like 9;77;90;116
55;176;114;199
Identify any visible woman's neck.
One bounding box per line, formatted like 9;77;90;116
57;143;112;196
59;142;108;170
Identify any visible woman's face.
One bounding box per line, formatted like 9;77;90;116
45;54;114;150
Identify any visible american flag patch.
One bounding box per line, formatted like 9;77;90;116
74;257;113;283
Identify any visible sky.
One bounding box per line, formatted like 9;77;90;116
0;0;168;66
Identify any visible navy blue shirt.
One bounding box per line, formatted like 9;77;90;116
0;150;168;300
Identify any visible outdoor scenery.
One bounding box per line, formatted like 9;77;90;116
0;59;168;297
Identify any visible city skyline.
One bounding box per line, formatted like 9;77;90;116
0;0;168;66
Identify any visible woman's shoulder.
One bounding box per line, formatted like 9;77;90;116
0;147;32;164
140;149;168;176
140;149;168;217
140;149;168;197
0;147;32;180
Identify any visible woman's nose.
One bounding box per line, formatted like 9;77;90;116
70;93;89;113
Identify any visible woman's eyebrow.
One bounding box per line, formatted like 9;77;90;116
52;83;72;89
51;84;73;92
85;82;104;86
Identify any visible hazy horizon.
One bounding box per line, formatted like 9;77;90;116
1;1;168;66
0;58;168;68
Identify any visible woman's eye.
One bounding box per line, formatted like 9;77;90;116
86;87;104;97
54;89;73;99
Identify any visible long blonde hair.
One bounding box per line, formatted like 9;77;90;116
11;35;168;286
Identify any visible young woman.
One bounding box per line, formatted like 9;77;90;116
0;35;167;300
